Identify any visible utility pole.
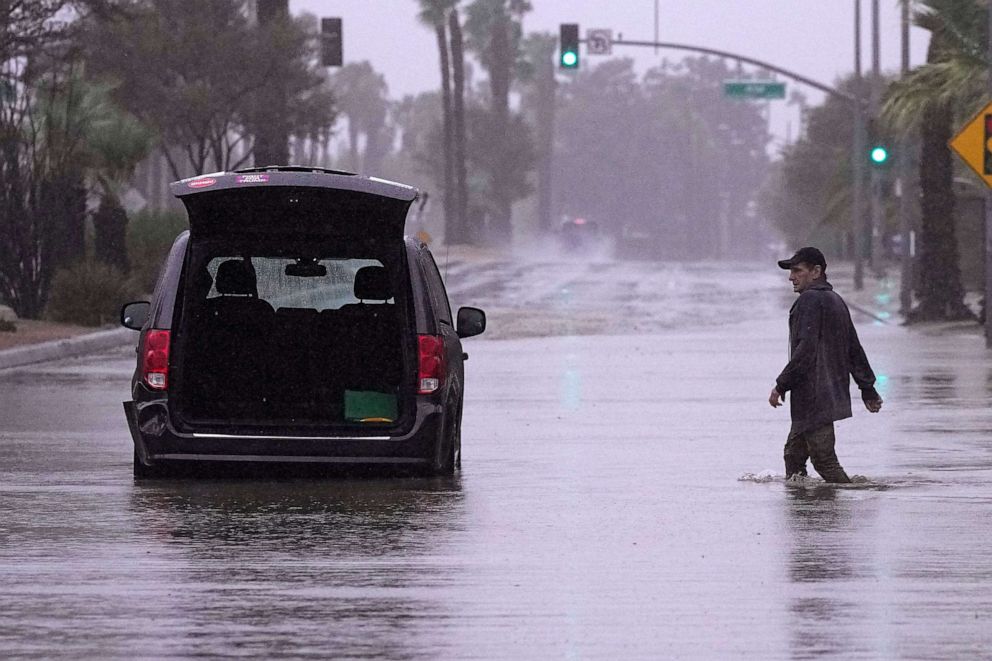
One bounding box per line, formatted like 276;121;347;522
869;0;884;275
986;3;992;346
255;0;290;166
654;0;659;55
899;0;913;315
853;0;866;290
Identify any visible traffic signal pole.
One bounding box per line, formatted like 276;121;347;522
869;0;884;277
602;38;859;104
853;1;866;290
898;0;913;314
570;31;868;286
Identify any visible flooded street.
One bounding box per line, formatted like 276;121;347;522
2;260;992;659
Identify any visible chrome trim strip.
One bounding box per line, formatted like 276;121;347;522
157;454;427;464
191;433;391;441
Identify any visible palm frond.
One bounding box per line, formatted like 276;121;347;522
915;0;987;61
882;57;984;133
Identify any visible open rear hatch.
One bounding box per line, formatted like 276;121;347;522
168;169;419;434
175;169;416;242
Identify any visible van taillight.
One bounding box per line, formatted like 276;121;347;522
142;330;170;390
417;335;445;394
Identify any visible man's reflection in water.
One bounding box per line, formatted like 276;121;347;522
127;475;465;658
784;485;874;659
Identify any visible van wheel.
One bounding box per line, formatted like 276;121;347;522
454;403;463;470
431;408;458;476
133;448;167;479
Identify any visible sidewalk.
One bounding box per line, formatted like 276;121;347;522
0;325;132;371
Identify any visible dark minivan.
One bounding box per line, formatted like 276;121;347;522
120;167;485;477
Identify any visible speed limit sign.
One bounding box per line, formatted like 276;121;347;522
586;29;613;55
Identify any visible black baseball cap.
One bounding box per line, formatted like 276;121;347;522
778;246;826;270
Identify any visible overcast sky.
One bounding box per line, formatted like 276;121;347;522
290;1;931;148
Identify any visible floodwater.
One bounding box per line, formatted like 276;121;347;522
2;260;991;659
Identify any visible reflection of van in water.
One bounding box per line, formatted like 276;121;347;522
120;167;486;477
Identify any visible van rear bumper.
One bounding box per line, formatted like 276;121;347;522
124;400;441;466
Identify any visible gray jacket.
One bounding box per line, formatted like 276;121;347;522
775;279;878;433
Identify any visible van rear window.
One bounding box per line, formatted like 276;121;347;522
203;256;391;311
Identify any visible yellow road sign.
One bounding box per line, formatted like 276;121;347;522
949;100;992;188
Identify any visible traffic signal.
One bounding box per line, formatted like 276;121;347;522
867;118;890;168
869;144;889;166
321;17;342;67
559;23;579;69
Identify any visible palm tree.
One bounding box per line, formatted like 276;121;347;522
448;6;470;244
83;83;151;273
882;0;981;321
520;32;557;235
464;0;532;244
50;77;151;273
417;0;458;239
331;61;390;172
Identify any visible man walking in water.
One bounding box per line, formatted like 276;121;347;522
769;247;883;483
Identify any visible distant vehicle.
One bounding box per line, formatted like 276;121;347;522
120;167;486;477
558;217;602;253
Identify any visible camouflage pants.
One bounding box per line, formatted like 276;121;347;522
783;422;851;483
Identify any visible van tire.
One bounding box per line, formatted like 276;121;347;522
454;403;463;470
431;405;458;476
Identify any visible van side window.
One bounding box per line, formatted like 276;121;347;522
420;252;452;325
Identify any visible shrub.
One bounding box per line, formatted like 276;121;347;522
0;319;15;333
126;209;188;294
46;260;142;327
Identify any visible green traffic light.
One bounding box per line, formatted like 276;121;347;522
561;50;578;67
870;146;888;164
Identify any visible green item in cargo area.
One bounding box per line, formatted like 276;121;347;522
344;390;398;422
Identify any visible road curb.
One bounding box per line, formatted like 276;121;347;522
0;327;133;371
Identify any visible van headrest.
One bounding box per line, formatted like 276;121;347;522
215;259;258;297
354;266;391;301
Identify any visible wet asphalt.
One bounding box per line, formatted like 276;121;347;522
1;260;991;659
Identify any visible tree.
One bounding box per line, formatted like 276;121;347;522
392;91;446;189
465;104;534;236
555;58;770;258
331;61;391;173
519;32;556;235
448;6;470;243
282;13;339;168
0;2;86;318
882;0;978;321
84;0;334;179
83;81;151;272
0;2;70;63
760;76;870;252
417;0;457;239
464;0;532;244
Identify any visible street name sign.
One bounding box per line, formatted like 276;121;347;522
586;29;612;55
949;100;992;188
723;80;786;100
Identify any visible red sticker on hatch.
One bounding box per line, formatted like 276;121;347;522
188;177;216;189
